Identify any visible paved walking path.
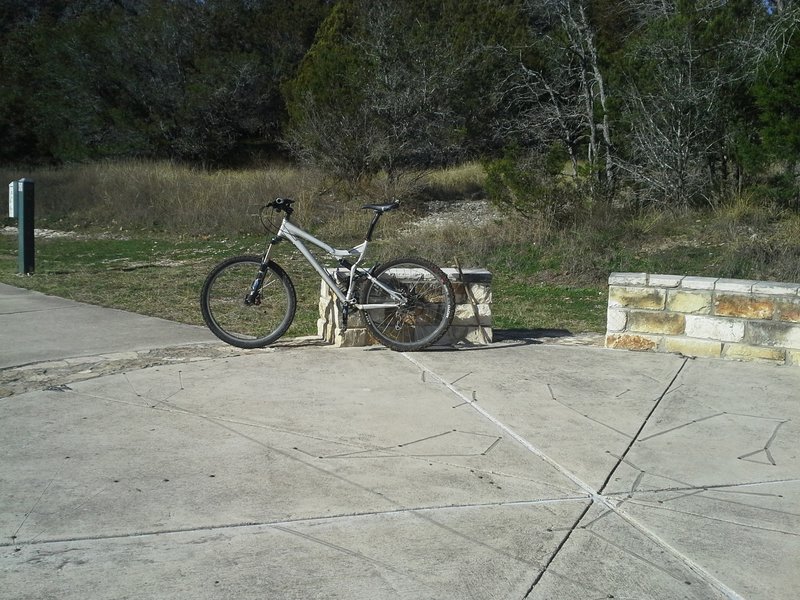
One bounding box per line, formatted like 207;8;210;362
1;283;798;599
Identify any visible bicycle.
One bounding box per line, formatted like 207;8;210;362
200;198;456;352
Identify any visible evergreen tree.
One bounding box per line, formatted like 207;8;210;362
0;0;329;164
282;0;527;181
756;35;800;162
752;32;800;207
614;0;791;206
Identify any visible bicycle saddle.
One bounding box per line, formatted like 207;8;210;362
361;201;399;213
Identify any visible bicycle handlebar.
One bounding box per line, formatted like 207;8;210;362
268;197;294;211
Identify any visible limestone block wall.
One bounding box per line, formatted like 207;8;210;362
318;268;492;347
606;273;800;365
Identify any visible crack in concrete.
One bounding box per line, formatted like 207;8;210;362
403;354;749;600
76;375;585;517
582;528;703;588
639;411;790;471
31;369;572;575
546;383;632;439
624;499;800;537
738;419;789;466
8;344;792;598
0;338;325;398
271;525;415;578
4;496;590;549
638;412;727;442
319;430;502;459
597;359;689;496
12;480;54;544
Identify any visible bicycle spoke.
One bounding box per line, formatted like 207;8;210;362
361;258;455;351
200;256;296;348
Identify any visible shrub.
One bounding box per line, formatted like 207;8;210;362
484;151;588;227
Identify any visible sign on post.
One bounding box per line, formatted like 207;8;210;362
8;181;18;219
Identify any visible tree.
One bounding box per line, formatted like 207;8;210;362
283;0;525;183
615;0;799;206
617;10;722;206
757;36;800;161
486;0;618;222
751;27;800;207
0;0;329;164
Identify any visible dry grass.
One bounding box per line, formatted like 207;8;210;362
1;160;495;247
424;163;486;198
1;161;327;234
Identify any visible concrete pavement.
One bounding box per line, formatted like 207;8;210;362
0;283;215;369
1;283;798;599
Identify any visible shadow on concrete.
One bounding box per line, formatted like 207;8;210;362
494;328;575;343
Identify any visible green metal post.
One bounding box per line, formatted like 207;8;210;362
17;179;34;274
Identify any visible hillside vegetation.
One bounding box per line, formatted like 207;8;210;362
2;2;798;335
2;162;798;337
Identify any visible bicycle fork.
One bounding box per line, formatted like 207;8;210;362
245;239;278;306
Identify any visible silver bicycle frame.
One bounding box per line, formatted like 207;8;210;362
272;217;404;309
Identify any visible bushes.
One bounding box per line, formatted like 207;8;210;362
485;155;575;226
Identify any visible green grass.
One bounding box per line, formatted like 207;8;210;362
0;229;607;339
0;231;328;337
491;280;606;332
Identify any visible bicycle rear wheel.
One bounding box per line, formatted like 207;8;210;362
360;257;455;351
200;255;296;348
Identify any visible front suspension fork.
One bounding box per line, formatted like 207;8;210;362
245;238;279;305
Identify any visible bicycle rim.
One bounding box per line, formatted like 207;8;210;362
201;256;296;348
361;257;455;351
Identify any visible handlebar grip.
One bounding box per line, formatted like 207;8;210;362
268;197;295;214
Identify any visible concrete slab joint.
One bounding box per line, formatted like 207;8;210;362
318;267;493;348
606;272;800;365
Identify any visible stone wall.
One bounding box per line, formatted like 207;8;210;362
606;273;800;365
318;268;492;347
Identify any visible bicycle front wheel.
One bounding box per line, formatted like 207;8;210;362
200;255;296;349
360;257;455;351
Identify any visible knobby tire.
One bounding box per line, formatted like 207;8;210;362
360;257;455;352
200;255;296;348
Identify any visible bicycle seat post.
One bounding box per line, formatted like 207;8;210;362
361;201;399;241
